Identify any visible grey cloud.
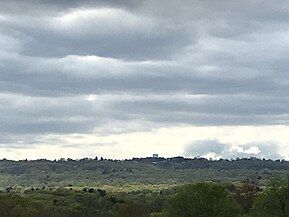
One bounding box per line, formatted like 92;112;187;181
0;134;47;149
0;53;286;97
0;0;142;15
1;0;289;148
109;94;289;126
0;7;192;60
0;94;99;134
184;140;229;157
2;92;289;140
0;93;160;136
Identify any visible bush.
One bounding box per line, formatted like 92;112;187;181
160;182;240;217
251;177;289;217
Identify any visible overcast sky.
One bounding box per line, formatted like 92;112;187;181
1;0;289;160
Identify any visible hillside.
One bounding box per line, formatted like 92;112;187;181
0;157;288;189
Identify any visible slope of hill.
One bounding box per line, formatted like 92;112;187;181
0;157;287;188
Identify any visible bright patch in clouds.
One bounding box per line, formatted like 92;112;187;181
53;8;157;37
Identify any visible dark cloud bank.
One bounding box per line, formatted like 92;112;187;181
0;0;289;157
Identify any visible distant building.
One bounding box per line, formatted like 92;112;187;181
153;154;159;158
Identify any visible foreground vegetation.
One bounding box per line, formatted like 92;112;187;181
2;176;289;216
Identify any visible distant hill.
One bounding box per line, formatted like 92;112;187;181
0;157;288;188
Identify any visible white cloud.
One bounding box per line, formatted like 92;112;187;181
185;138;285;160
243;146;261;155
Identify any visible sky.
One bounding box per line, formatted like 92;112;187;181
1;0;289;160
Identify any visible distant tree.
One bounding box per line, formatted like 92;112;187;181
53;199;58;205
161;182;240;217
6;187;13;193
96;189;106;197
88;188;94;193
234;176;262;213
114;199;149;217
